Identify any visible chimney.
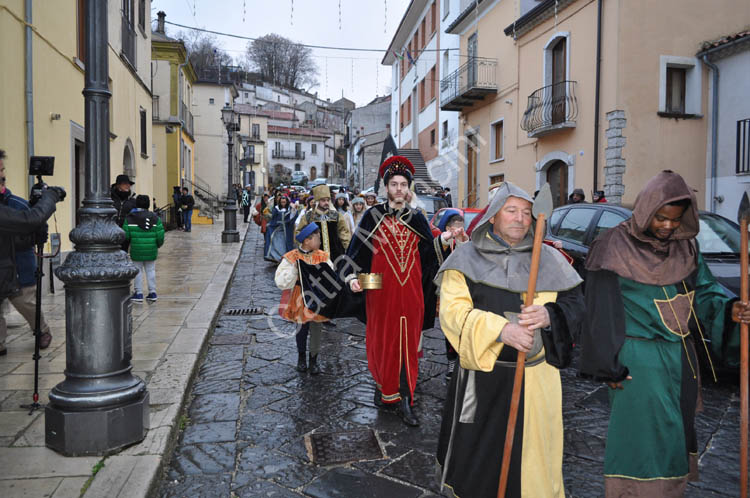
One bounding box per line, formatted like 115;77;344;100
156;11;166;34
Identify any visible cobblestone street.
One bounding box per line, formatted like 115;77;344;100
159;228;745;497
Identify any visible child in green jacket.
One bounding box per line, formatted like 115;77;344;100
123;195;165;303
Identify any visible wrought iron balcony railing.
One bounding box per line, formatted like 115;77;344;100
272;150;305;160
521;80;578;137
440;57;498;111
121;16;136;67
738;118;750;175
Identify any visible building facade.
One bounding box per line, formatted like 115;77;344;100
345;96;391;188
237;111;269;193
383;0;462;196
698;31;750;220
193;80;238;200
445;0;750;210
0;0;153;251
151;12;196;211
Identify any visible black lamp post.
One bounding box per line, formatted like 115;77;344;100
221;105;240;243
46;0;148;455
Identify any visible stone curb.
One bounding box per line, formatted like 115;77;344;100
82;225;250;498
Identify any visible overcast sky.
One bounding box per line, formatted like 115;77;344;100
151;0;412;107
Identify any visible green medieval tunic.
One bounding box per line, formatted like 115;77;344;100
579;171;741;497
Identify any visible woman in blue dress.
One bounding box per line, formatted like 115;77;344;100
264;195;297;262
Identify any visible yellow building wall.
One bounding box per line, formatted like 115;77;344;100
1;1;153;251
152;124;169;208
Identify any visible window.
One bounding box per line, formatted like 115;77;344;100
400;105;404;129
549;208;566;232
295;143;302;157
140;108;147;156
443;0;450;19
252;123;260;139
77;0;86;63
430;66;436;101
489;174;505;186
658;56;701;116
442;120;448;139
557;208;597;244
412;32;418;61
421;19;426;48
295;164;301;171
138;0;145;31
593;211;627;240
443;50;449;77
430;129;435;145
665;67;686;114
274;142;281;154
209;98;215;104
244;92;249;98
311;144;317;155
431;2;436;33
420;79;426;109
491;120;504;161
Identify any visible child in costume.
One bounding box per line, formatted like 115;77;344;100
274;223;334;374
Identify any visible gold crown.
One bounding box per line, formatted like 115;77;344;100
357;273;383;290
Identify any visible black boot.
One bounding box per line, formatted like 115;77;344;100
296;353;307;372
397;395;420;427
308;354;321;375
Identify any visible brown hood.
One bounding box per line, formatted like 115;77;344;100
586;170;698;285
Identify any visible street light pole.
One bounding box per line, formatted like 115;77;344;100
47;0;148;456
221;105;240;243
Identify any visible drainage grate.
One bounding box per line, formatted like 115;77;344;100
305;429;384;465
224;307;265;316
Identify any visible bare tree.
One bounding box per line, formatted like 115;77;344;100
177;30;234;76
244;34;318;90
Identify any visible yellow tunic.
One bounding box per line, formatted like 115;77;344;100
439;269;565;498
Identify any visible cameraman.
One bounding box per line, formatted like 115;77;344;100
0;149;65;355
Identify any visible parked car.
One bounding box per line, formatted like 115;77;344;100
417;195;449;218
308;177;328;189
545;203;742;369
290;171;308;186
429;207;483;237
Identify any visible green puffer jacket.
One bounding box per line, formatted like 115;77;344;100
123;209;165;261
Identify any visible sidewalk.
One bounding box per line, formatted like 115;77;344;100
0;221;247;497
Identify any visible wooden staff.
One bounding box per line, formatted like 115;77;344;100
739;192;749;498
496;209;548;497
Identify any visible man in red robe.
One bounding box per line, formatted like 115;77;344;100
343;156;439;427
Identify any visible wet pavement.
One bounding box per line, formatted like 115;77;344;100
159;228;744;497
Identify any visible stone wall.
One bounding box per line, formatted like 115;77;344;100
604;110;627;204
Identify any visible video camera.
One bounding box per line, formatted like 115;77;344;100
28;156;55;207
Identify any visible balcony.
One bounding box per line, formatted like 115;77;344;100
440;57;498;111
121;16;136;68
180;102;194;136
521;81;578;138
272;149;305;160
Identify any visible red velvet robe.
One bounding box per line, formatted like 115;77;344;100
366;215;424;404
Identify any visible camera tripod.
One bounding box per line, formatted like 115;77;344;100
19;241;46;415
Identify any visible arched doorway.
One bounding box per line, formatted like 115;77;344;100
123;141;135;180
310;166;317;181
546;160;568;208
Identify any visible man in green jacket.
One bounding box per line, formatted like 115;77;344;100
123;195;165;303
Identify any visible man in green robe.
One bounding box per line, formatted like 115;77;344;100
579;170;750;497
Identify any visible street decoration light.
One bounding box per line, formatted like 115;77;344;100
220;104;240;243
46;0;148;455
